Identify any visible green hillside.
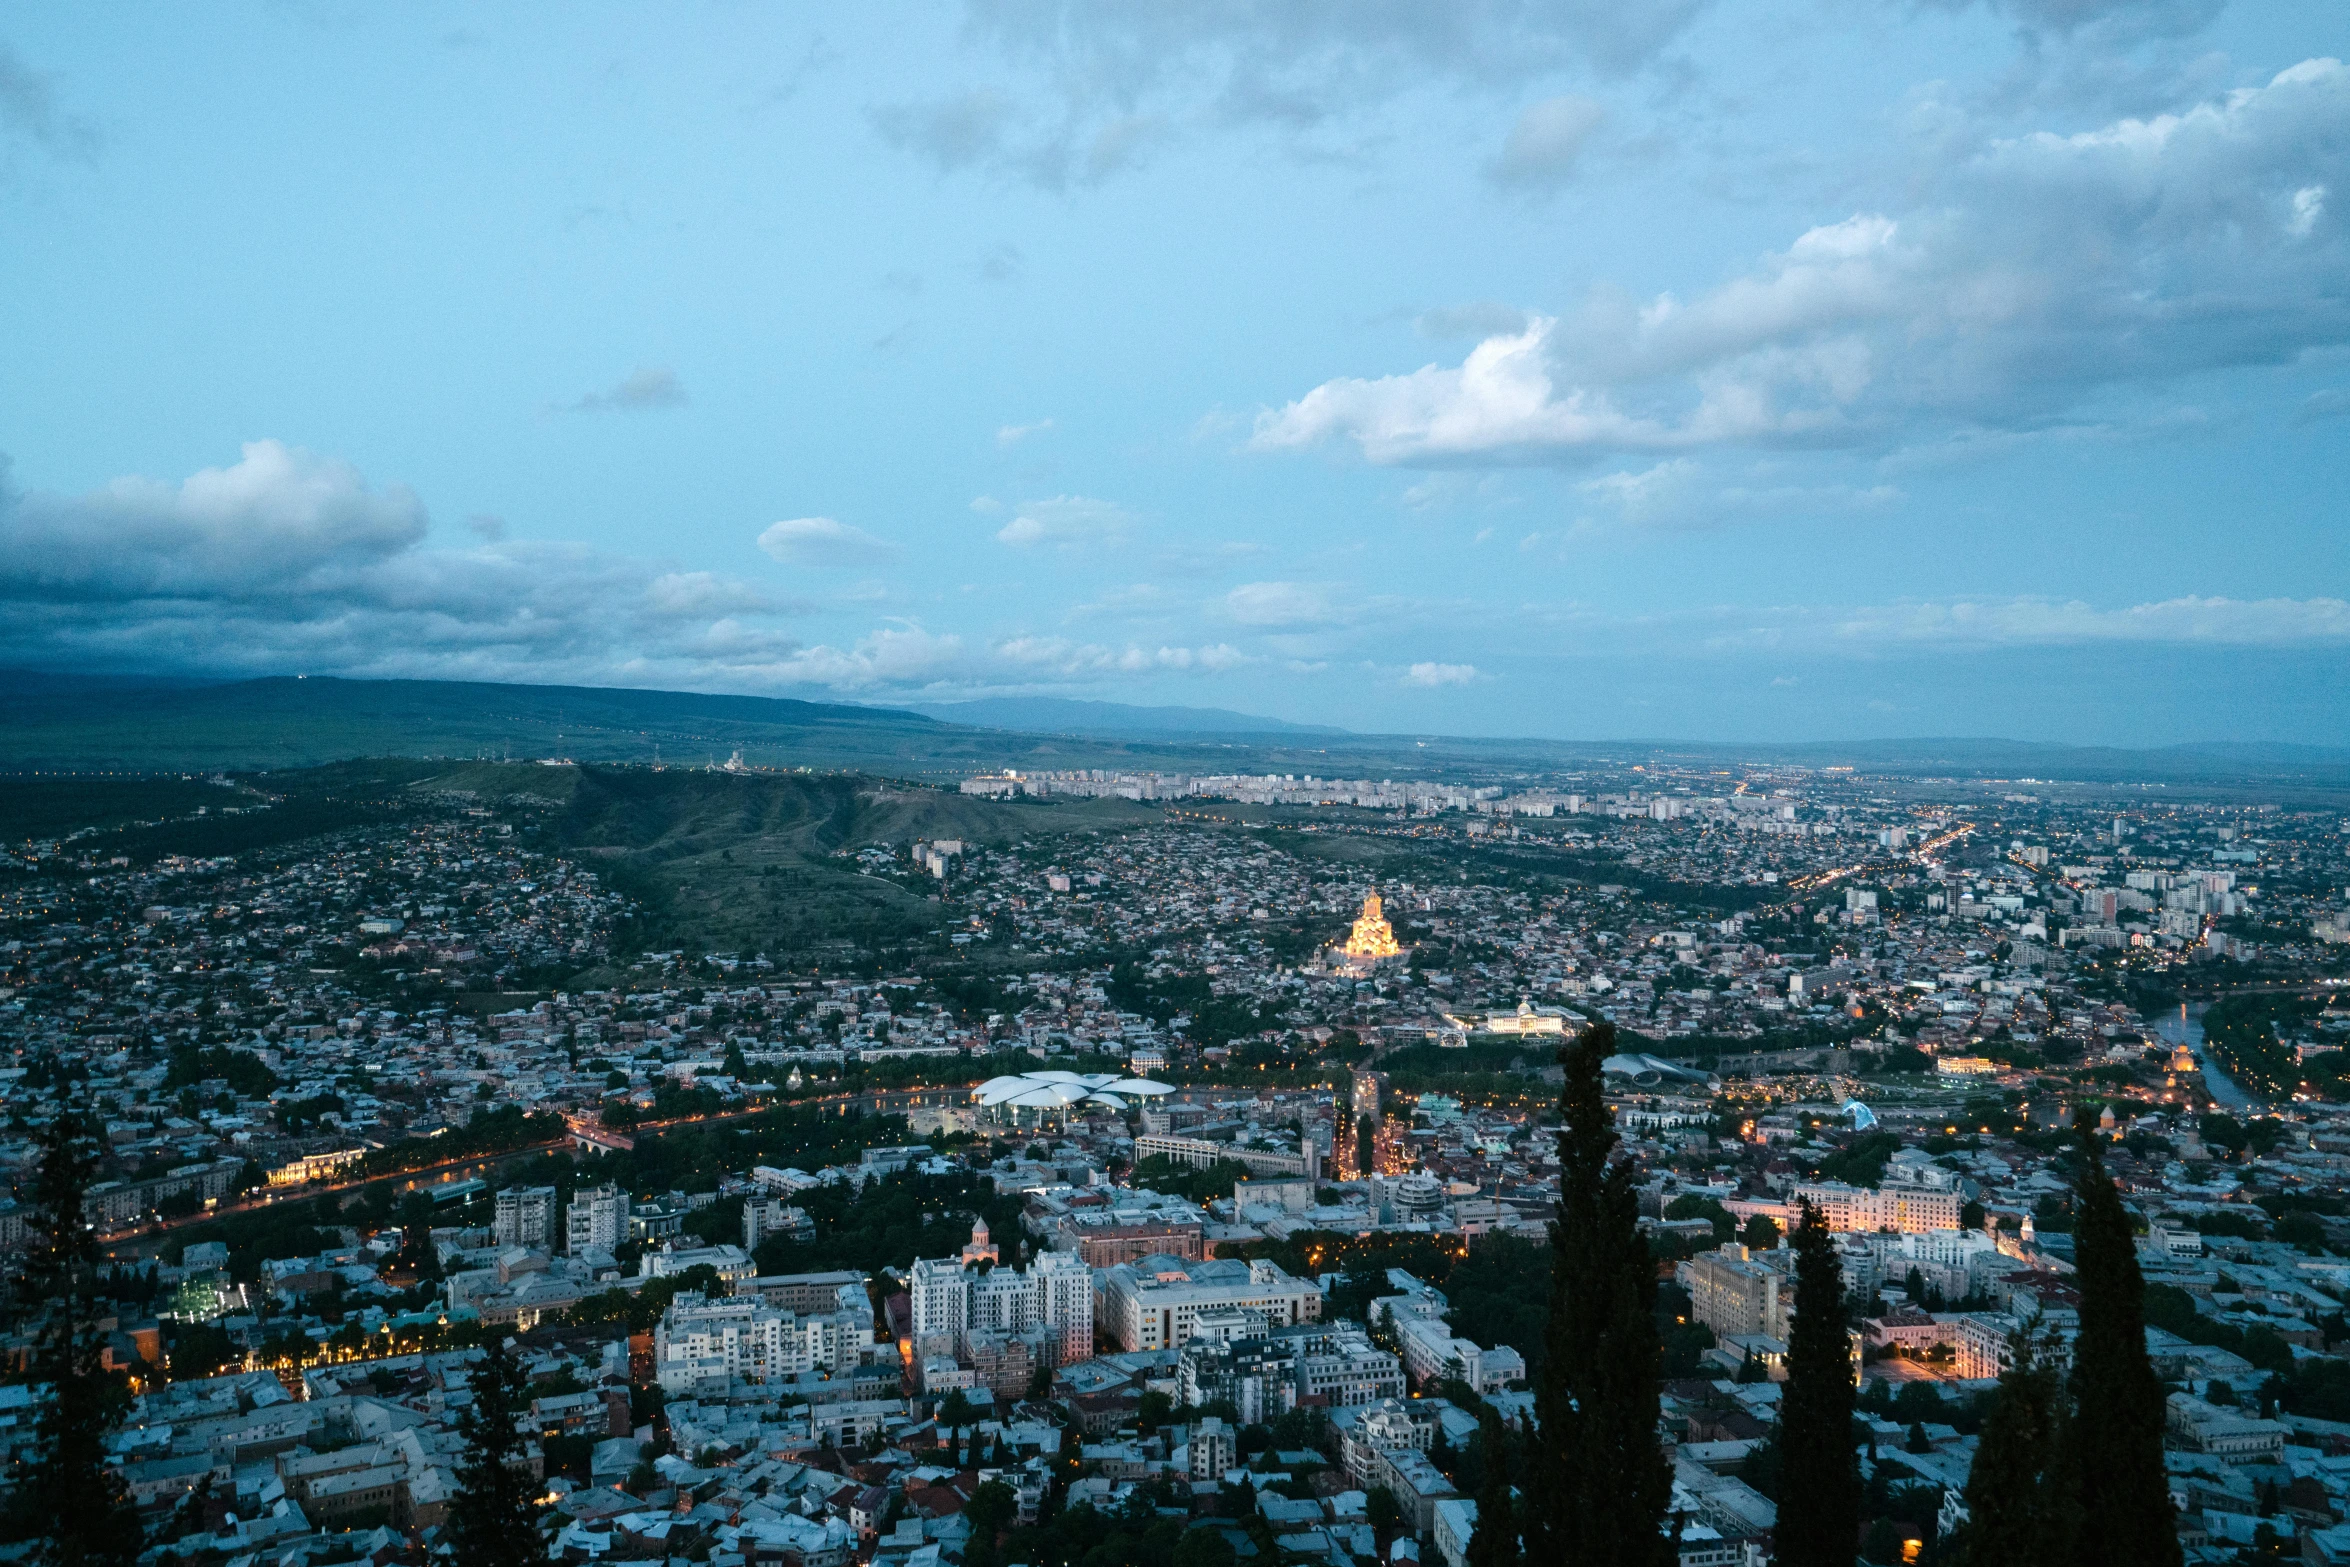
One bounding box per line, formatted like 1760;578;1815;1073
0;755;1155;968
497;762;1157;960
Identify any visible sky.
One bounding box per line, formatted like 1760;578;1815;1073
1;1;2346;745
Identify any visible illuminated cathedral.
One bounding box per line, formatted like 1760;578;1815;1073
1330;891;1404;972
1345;892;1401;958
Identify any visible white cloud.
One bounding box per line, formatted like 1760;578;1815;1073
996;417;1055;445
1254;60;2350;463
1488;96;1605;187
994;495;1134;548
1824;595;2350;648
0;449;1267;701
644;572;773;617
1577;459;1903;528
757;516;899;568
1500;590;2350;664
1404;661;1479;687
729;626;1253;692
1579;459;1699;524
0;439;427;597
0;441;805;687
566;365;688;413
2291;183;2327;238
1223;580;1342;629
1252;317;1667;462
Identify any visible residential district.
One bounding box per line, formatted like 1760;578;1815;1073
3;757;2348;1566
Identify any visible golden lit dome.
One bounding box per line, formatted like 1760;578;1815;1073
1344;892;1401;959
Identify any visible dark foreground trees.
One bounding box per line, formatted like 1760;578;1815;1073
1530;1022;1674;1567
2069;1136;2182;1567
1943;1134;2178;1567
442;1335;542;1567
1954;1325;2069;1567
5;1100;143;1567
1466;1409;1521;1567
1776;1200;1858;1567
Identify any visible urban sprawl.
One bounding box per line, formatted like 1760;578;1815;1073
5;756;2350;1567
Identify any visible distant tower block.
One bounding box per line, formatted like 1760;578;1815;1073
1343;892;1401;960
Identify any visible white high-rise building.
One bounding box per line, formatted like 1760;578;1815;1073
567;1184;628;1255
1034;1251;1095;1364
907;1223;1096;1383
909;1254;972;1363
494;1186;556;1252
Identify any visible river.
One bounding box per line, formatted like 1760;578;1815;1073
2153;1002;2257;1112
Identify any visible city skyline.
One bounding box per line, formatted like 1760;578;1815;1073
2;3;2347;742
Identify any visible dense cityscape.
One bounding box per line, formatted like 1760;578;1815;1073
7;2;2344;1563
1;754;2345;1567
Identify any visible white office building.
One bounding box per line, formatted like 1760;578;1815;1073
566;1184;628;1256
654;1284;873;1393
1096;1255;1322;1352
1394;1315;1527;1393
743;1196;813;1250
494;1186;556;1252
1788;1180;1961;1234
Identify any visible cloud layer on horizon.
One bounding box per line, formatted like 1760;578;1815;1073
4;442;2343;710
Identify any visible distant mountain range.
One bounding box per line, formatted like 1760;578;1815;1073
2;669;2346;795
0;671;967;774
891;696;1349;738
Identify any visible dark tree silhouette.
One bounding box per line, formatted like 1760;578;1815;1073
442;1336;542;1567
1529;1023;1674;1567
1776;1200;1858;1567
1955;1322;2069;1567
6;1099;143;1567
1466;1409;1521;1567
2068;1136;2182;1567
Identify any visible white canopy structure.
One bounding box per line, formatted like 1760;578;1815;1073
1600;1052;1716;1088
971;1070;1175;1123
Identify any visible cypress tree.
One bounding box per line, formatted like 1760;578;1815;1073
2068;1135;2181;1567
444;1335;543;1567
1530;1022;1674;1567
1466;1410;1520;1567
1956;1323;2067;1567
9;1099;143;1567
1775;1199;1858;1567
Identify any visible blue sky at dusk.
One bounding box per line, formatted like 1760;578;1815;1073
2;2;2346;743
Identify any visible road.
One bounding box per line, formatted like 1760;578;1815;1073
1773;822;1976;905
99;1083;977;1260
